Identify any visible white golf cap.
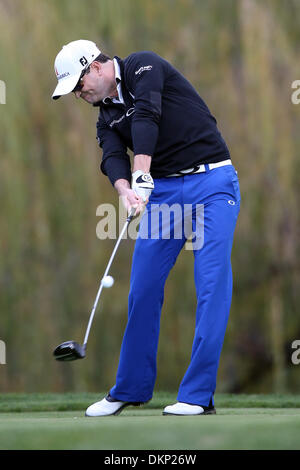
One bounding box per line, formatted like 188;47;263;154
52;40;101;100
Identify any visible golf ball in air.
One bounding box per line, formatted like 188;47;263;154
102;275;114;288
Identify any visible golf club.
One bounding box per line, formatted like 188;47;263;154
53;207;136;361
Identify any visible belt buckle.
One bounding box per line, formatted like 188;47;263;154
167;163;203;177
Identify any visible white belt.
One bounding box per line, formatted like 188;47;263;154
167;159;232;177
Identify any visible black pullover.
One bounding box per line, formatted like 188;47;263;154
95;51;230;186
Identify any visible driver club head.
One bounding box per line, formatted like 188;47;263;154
53;341;86;361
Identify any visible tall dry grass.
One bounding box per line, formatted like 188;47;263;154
0;0;299;393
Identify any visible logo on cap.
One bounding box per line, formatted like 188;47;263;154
57;72;70;80
79;56;88;66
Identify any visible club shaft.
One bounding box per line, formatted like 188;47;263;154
83;208;135;347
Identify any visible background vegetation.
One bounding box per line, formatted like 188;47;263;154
0;0;299;395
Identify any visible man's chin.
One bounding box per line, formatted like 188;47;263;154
82;95;100;105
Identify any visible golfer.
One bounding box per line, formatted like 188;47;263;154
52;40;240;416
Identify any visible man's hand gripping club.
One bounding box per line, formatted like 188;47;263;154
114;155;154;216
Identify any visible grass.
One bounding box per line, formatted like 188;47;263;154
0;393;300;450
2;392;300;412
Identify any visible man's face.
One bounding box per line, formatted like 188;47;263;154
74;61;116;104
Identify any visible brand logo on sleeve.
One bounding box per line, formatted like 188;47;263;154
109;114;126;128
109;107;136;128
135;65;153;75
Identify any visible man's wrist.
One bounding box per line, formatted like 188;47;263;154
133;154;152;173
114;178;131;196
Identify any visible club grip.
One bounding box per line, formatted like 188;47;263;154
127;207;136;222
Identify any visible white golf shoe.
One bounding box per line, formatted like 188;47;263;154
163;401;216;416
85;394;145;417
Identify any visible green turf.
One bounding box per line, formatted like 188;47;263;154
1;392;300;412
1;393;300;450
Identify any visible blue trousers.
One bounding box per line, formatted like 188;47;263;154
110;165;240;406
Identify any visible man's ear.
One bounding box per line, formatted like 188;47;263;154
91;61;102;75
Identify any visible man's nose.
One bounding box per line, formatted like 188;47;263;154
74;91;81;99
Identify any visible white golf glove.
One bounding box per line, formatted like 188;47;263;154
131;170;154;202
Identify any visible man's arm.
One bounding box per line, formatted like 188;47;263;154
121;52;166;212
97;116;132;186
98;115;153;213
133;154;151;173
125;52;164;159
114;178;142;215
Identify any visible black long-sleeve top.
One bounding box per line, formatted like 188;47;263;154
95;51;230;185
